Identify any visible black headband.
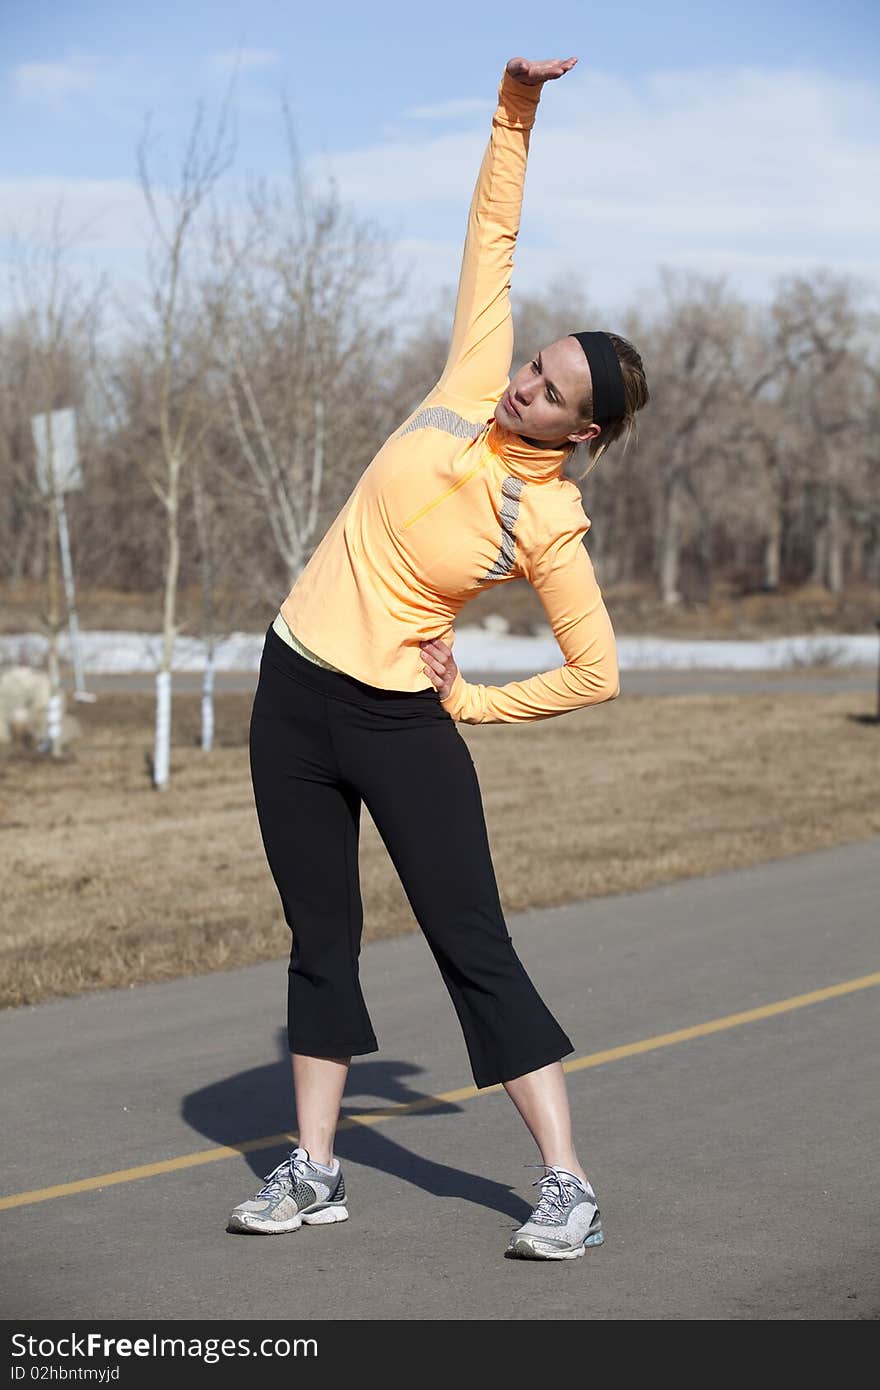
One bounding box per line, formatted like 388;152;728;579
568;332;626;428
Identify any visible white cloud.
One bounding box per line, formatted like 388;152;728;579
205;48;279;75
13;55;99;104
305;63;880;312
403;98;494;121
2;63;878;338
0;177;158;249
0;175;254;343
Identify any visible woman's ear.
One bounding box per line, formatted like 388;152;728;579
568;422;601;447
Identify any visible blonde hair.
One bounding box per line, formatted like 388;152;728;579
568;332;650;483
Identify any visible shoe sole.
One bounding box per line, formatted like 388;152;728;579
505;1229;605;1260
227;1203;349;1234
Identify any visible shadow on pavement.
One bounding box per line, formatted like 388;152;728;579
181;1027;530;1223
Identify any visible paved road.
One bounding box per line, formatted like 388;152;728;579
64;667;878;699
1;838;878;1321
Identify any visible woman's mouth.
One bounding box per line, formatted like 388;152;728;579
504;392;521;419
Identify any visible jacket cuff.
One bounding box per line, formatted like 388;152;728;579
495;67;542;128
440;667;472;722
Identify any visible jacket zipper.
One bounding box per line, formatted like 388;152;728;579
401;458;488;529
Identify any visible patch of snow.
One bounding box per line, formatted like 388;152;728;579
0;626;876;672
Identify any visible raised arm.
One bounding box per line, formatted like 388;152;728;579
431;509;620;725
435;55;577;409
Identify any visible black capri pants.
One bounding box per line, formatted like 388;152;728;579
248;622;574;1090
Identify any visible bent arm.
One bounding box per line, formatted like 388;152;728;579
435;68;542;408
440;525;621;725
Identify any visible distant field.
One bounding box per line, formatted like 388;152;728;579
2;686;877;1010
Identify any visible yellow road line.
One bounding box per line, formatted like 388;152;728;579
2;970;877;1212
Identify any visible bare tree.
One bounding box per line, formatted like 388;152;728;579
196;122;405;622
190;442;219;751
858;339;880;585
200;111;406;613
135;97;235;788
633;268;748;605
2;209;103;754
770;270;870;594
0;317;44;588
692;297;800;596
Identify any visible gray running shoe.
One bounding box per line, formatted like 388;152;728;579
227;1146;348;1234
506;1164;604;1260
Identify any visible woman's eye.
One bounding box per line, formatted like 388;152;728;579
531;360;555;402
530;359;556;403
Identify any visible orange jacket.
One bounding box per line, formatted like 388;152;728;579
279;68;620;723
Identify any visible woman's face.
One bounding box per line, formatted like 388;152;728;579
494;336;602;447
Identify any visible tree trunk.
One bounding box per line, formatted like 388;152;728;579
810;522;827;587
659;475;682;607
696;513;714;600
868;528;880;586
763;525;781;590
848;530;865;583
827;474;844;595
45;487;64;758
193;461;216;753
153;453;181;790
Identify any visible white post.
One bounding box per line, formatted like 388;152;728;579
45;690;64;752
55;485;94;702
154;669;172;789
201;649;215;752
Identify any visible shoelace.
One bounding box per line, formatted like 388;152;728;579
523;1164;588;1225
255;1151;310;1200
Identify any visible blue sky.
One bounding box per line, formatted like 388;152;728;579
3;0;878;330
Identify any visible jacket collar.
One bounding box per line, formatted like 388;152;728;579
484;417;573;484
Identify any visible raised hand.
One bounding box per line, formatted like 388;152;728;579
505;55;578;87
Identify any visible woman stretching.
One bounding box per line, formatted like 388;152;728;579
230;52;650;1259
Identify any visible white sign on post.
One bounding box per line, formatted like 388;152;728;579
30;406;93;702
31;408;82;495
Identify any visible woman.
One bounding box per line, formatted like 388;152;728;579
229;53;650;1260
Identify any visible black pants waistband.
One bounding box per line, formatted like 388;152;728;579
262;622;441;710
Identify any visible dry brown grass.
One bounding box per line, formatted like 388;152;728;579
1;688;878;1010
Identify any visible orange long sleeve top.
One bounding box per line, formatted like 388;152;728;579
279;67;620;724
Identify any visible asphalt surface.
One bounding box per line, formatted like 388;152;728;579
1;837;878;1321
64;667;878;699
